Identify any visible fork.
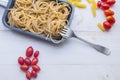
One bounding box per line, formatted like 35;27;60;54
60;27;111;55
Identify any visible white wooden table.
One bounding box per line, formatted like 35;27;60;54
0;0;120;80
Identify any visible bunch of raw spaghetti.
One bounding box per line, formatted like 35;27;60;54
8;0;71;40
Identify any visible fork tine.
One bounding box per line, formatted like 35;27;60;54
62;29;67;32
60;33;64;36
63;29;68;32
64;27;70;30
60;32;69;38
63;28;68;30
61;30;66;34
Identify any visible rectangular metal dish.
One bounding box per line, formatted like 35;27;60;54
2;0;74;44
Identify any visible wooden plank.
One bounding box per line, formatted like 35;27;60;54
0;7;7;30
109;65;120;80
0;64;119;80
0;31;120;65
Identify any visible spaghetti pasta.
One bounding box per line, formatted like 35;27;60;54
8;0;71;41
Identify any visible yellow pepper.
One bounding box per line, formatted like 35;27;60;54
91;5;96;16
74;0;81;2
67;0;81;3
87;0;97;16
87;0;92;3
91;0;98;9
73;2;87;8
97;23;105;31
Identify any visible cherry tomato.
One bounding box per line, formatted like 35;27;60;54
101;0;107;2
101;3;110;10
97;1;102;8
31;58;38;65
18;57;24;65
26;71;31;80
103;21;112;30
26;46;34;57
20;65;29;71
25;57;31;65
32;65;40;72
31;70;37;78
34;51;39;57
104;9;114;16
106;16;115;24
106;0;116;6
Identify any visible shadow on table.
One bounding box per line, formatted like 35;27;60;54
10;30;70;47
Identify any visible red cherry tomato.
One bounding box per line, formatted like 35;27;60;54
101;3;110;10
20;65;29;71
106;16;115;24
101;0;107;2
26;46;34;57
34;51;39;57
31;70;37;78
32;65;41;72
104;9;114;16
106;0;116;6
97;1;102;8
26;71;31;80
18;57;24;65
25;57;31;65
31;58;38;65
103;21;112;30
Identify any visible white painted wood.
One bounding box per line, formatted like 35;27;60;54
0;0;8;7
0;31;120;65
70;0;120;32
0;65;120;80
0;7;6;30
1;0;120;31
0;0;120;80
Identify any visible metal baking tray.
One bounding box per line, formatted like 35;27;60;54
1;0;74;44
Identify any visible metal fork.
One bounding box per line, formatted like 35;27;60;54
60;27;111;55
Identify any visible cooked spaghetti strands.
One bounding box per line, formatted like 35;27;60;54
8;0;71;41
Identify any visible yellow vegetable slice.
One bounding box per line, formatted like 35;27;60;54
87;0;92;3
91;5;96;16
73;2;87;8
67;0;81;3
67;0;73;3
91;0;98;9
74;0;81;2
97;23;105;31
87;0;97;16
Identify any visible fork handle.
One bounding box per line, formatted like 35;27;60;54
72;33;95;46
73;34;111;55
